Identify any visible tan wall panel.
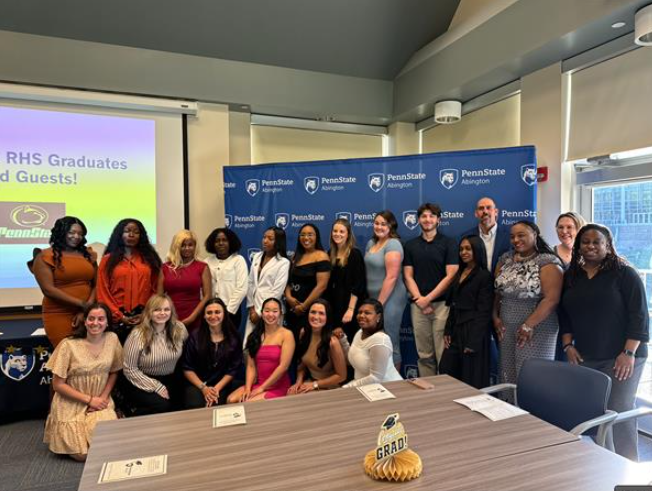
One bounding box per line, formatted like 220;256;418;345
251;125;383;164
421;94;520;154
568;47;652;161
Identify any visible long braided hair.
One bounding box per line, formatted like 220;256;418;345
49;216;94;268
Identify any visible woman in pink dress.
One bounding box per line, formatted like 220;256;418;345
158;230;211;332
227;298;295;402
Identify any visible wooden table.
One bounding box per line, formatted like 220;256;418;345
78;375;636;491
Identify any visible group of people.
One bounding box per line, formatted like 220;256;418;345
32;197;649;462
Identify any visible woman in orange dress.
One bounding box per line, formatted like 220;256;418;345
97;218;161;342
33;216;97;347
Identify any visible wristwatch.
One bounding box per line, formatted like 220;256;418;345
313;381;319;390
623;349;636;358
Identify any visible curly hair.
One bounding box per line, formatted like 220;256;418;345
104;218;161;279
566;224;627;288
204;228;242;256
49;216;93;269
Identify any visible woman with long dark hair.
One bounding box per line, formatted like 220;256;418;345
284;223;331;341
33;216;97;347
343;299;402;387
439;235;494;388
97;218;161;341
493;221;563;386
364;210;408;368
327;219;366;343
204;227;248;328
182;298;243;407
44;303;122;461
288;299;346;394
122;294;188;415
228;298;295;402
560;224;649;460
244;226;290;347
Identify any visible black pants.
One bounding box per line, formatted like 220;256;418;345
120;373;181;416
439;340;490;389
182;381;234;409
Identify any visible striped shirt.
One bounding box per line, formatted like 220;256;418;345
123;322;188;393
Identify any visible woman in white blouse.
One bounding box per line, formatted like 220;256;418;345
204;228;248;328
122;294;188;415
343;298;402;388
244;227;290;347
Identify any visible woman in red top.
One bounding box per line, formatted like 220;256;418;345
97;218;161;342
158;230;211;332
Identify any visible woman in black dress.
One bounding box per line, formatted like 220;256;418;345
439;235;494;388
284;223;331;342
559;224;649;461
327;218;367;343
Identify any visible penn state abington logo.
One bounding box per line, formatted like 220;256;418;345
439;169;459;190
402;210;418;231
275;213;290;230
336;211;352;222
521;164;537;186
224;214;232;229
304;176;320;195
1;346;35;381
245;179;260;197
247;248;262;264
368;173;385;193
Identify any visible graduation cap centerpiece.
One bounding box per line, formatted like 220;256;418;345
363;413;422;482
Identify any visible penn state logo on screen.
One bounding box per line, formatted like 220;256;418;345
521;164;537;186
1;346;36;381
368;173;385;193
247;248;262;264
304;176;320;195
245;179;261;197
402;211;419;231
335;211;352;222
275;213;290;230
439;169;459;190
224;214;233;229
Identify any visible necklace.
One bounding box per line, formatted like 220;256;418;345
515;251;537;262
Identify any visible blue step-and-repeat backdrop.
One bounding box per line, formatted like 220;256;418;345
224;145;537;378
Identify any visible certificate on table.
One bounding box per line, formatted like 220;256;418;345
98;455;167;484
454;394;528;421
357;383;396;402
213;405;247;428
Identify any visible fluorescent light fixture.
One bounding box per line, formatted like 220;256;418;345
609;146;652;160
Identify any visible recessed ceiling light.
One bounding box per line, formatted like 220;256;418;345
611;21;626;29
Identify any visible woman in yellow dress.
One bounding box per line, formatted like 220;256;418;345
44;303;123;462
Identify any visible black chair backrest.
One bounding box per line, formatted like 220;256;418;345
516;359;612;435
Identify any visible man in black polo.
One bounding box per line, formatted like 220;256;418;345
403;203;458;377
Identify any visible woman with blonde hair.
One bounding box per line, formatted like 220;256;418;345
327;218;366;343
554;212;587;267
122;294;188;415
158;230;211;332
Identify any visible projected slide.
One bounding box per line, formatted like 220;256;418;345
0;106;156;290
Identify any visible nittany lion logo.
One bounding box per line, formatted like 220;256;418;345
521;164;537;186
439;169;459;190
304;177;320;195
224;214;232;229
368;173;385;193
247;248;262;264
245;179;261;197
1;347;35;381
336;212;352;222
275;213;290;230
404;365;419;379
402;211;419;231
10;204;49;228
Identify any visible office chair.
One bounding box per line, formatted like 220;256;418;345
482;359;617;447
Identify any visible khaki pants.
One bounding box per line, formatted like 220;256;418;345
410;301;449;377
